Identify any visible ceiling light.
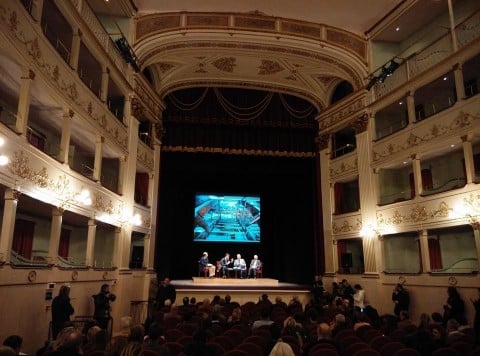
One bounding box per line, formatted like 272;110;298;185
443;77;448;80
395;27;400;32
399;101;403;105
0;137;4;146
0;155;9;166
450;144;455;148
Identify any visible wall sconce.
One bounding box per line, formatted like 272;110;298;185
360;224;381;239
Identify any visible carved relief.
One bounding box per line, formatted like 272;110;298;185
281;21;320;37
352;114;369;133
373;111;480;162
131;98;145;118
332;218;362;234
330;158;358;177
258;60;284;75
316;76;335;86
157;62;175;74
326;29;366;59
377;201;451;227
316;134;330;150
212;57;236;73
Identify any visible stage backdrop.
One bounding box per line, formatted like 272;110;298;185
156;152;320;284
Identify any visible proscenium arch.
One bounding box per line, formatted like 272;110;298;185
133;17;368;111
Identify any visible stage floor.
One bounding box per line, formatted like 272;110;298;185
192;277;279;287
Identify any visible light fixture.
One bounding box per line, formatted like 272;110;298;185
76;189;92;206
395;27;400;32
443;77;448;81
0;137;5;146
399;101;403;105
0;155;8;166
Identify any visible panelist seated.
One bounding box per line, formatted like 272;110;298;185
248;254;262;278
233;254;247;278
199;252;216;277
220;253;232;278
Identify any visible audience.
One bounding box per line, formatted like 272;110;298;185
13;280;480;356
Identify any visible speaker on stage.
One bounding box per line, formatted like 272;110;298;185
341;253;353;269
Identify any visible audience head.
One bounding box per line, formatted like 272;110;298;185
269;339;295;356
399;310;409;320
147;323;165;343
429;324;446;342
253;254;258;260
225;294;231;303
283;316;296;329
100;283;110;294
190;297;196;305
0;346;15;356
53;327;83;353
2;336;22;353
316;323;332;339
105;334;128;356
120;342;142;356
354;284;362;290
58;284;71;298
419;313;431;328
335;313;346;325
128;325;145;343
431;312;443;324
182;296;190;305
446;318;460;332
86;326;102;344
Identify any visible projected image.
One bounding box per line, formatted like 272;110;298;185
194;194;261;243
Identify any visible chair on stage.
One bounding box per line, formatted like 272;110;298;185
215;261;222;277
255;262;263;278
198;262;208;277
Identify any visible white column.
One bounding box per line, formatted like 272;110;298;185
58;109;74;164
412;154;423;197
354;114;379;274
48;207;63;265
447;0;458;52
473;226;480;271
406;91;416;124
31;0;45;22
70;28;82;71
462;135;475;184
86;219;97;267
318;133;335;274
15;68;35;135
101;67;109;103
418;229;430;273
0;190;19;263
93;135;104;182
453;64;466;101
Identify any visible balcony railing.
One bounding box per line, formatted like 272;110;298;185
373;9;480;99
421;177;466;196
57;255;87;268
332;143;355;159
376;119;408;140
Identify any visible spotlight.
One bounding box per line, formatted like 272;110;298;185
383;59;400;77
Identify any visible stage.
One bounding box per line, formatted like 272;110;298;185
172;278;312;306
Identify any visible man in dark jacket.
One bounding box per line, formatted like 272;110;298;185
93;284;116;330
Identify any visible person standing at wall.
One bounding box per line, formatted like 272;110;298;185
392;283;410;316
93;284;116;330
51;285;74;339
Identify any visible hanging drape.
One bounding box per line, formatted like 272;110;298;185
58;228;71;259
135;173;149;205
409;172;415;198
428;237;443;270
12;219;35;259
337;240;347;271
334;183;343;214
422;168;433;190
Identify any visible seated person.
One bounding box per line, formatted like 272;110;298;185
248;254;261;278
199;252;216;277
220;253;232;278
233;254;247;278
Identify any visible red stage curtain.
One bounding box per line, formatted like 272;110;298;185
337;240;347;272
135;173;149;205
334;183;342;214
409;172;415;198
58;228;71;259
421;168;433;190
12;219;35;259
428;238;443;270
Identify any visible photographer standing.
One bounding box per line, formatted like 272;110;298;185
92;283;116;330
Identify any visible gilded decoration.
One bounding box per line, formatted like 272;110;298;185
326;29;366;59
212;57;236;73
258;60;284;75
377;201;451;227
187;14;228;27
157;62;175;74
135;13;367;61
93;193;115;215
352;114;369;134
0;4;128;150
195;62;207;73
316;134;330;150
281;21;320;37
319;100;365;131
161;145;315;158
131;98;144;118
332;218;362;234
143;41;362;89
330;158;358;177
285;75;297;81
316;76;335;86
373;111;480;162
